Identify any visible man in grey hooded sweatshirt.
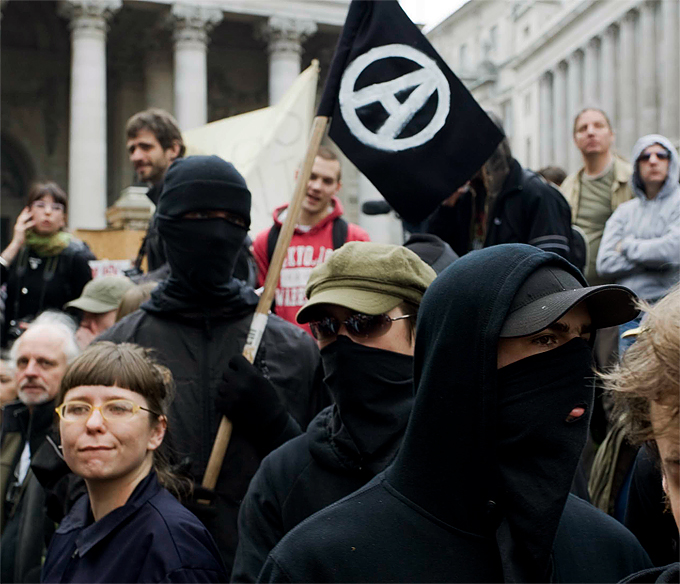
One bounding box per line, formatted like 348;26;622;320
597;134;680;353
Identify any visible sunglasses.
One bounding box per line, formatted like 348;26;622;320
309;312;413;342
639;150;670;162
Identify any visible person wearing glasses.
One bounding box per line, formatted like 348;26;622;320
231;242;436;582
597;135;680;355
42;342;227;583
0;182;95;348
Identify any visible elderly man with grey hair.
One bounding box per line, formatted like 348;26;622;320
1;311;79;583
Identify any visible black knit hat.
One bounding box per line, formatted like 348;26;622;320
157;155;251;228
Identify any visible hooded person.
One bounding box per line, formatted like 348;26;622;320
258;243;652;583
97;155;329;573
231;242;436;582
597;134;680;354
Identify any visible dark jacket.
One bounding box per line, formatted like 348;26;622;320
484;159;573;260
0;400;57;583
97;297;327;574
41;471;227;583
1;239;94;347
233;386;412;582
260;245;651;583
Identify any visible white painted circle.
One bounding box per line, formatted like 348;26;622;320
338;44;451;152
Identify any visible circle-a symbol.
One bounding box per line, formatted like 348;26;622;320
339;44;450;152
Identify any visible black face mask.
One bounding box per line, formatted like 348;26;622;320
320;335;414;467
158;217;246;300
494;337;595;582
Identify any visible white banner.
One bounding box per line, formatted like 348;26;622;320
183;62;319;237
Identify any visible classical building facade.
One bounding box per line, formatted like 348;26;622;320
1;0;350;246
428;0;680;174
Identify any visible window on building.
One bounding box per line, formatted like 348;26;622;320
489;25;498;51
502;100;513;138
523;25;530;38
524;93;531;116
526;137;532;168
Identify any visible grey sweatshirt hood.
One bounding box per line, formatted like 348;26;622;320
631;134;680;201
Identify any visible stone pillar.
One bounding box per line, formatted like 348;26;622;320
566;51;583;172
171;3;223;131
583;37;600;107
660;0;679;141
552;61;568;169
638;0;658;134
259;16;317;106
539;72;553;167
618;9;638;156
59;0;121;230
600;24;617;127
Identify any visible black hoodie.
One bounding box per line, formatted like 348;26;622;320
259;244;651;583
232;339;414;582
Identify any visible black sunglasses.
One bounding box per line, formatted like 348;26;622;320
639;150;670;162
309;312;414;342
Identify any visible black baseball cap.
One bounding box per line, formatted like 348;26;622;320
500;266;639;338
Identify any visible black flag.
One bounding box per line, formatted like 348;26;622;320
318;0;504;223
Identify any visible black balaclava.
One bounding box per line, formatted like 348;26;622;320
495;337;594;582
386;244;601;583
148;156;258;311
320;335;414;474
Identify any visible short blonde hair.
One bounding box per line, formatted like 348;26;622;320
604;287;680;444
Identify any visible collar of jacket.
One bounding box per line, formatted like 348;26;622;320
2;399;55;444
57;470;160;557
273;196;345;235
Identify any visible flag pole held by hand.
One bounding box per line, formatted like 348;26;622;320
200;115;329;496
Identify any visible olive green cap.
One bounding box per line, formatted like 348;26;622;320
64;275;135;313
296;242;437;324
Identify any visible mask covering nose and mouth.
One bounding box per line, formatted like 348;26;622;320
154;156;252;301
493;337;595;582
158;218;246;298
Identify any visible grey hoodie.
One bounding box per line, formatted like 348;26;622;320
596;134;680;301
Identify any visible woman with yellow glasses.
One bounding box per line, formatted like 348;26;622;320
42;342;226;583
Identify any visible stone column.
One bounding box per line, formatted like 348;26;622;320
59;0;121;230
660;0;679;141
638;0;658;134
145;45;174;113
600;24;617;127
539;72;553;167
259;16;317;106
566;51;583;172
552;61;568;169
618;9;638;156
583;37;600;107
171;3;223;131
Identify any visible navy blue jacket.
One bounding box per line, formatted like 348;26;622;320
41;471;227;583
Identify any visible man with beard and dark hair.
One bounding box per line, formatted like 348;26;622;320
259;244;653;583
98;155;327;574
232;242;436;582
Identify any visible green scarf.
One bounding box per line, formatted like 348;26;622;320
25;230;72;257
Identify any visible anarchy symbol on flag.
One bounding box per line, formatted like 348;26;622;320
338;44;451;152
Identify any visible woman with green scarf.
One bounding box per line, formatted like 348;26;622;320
1;182;95;347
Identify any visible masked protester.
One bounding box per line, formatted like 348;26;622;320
232;243;436;582
97;156;327;574
259;244;653;583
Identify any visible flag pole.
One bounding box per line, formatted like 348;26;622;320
201;115;329;493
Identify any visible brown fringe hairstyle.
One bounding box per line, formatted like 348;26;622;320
603;287;680;446
125;108;186;157
27;182;69;218
57;342;191;498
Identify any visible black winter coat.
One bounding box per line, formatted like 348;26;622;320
259;245;651;583
484;159;573;259
232;396;411;582
42;471;227;583
1;239;94;346
98;302;327;574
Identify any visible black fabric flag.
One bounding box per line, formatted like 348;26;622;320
318;0;504;223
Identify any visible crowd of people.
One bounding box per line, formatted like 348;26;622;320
0;104;678;584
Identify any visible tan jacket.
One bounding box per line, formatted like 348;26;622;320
560;154;633;224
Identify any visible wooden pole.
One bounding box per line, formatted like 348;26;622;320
201;115;329;492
